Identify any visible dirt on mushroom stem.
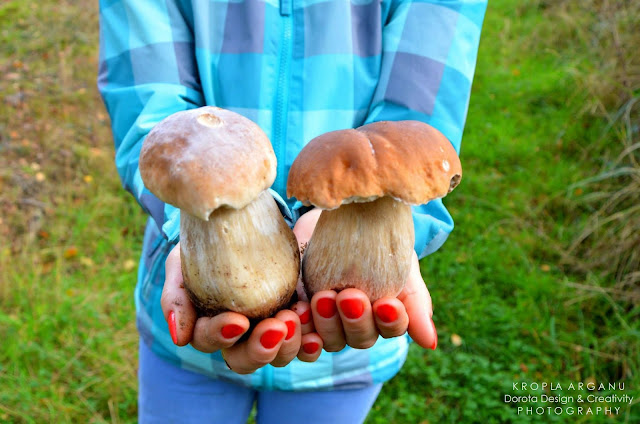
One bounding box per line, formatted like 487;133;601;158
302;196;415;301
180;190;300;320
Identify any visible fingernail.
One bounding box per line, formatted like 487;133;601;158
260;330;284;349
375;304;398;323
221;324;245;339
340;298;364;319
299;309;311;325
168;311;178;345
316;298;336;318
303;342;319;354
430;317;438;350
285;321;296;340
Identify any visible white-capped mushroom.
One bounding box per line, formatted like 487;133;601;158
287;120;461;301
140;107;300;319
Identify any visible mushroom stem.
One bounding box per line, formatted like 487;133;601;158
302;196;414;300
180;190;300;319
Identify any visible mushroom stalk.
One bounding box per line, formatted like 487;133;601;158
302;196;414;300
180;190;300;319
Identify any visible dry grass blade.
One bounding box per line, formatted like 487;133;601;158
542;0;640;305
555;340;623;361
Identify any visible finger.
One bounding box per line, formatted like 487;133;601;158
190;312;250;353
160;243;197;346
397;253;437;349
295;278;310;303
336;289;378;349
291;301;314;334
293;209;322;303
297;333;323;362
270;310;301;367
222;318;288;374
292;208;322;247
311;291;346;352
372;297;409;339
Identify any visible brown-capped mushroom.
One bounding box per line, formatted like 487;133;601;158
287;120;461;301
140;107;300;319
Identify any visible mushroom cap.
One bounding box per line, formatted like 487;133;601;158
286;120;461;210
140;107;277;220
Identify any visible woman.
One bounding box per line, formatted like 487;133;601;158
98;0;486;422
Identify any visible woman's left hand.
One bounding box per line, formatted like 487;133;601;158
293;210;438;353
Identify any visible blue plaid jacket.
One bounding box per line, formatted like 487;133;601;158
99;0;486;391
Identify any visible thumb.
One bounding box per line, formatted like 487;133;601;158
397;253;437;350
160;243;198;346
292;208;322;249
292;209;322;302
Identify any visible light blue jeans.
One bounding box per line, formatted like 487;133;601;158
138;341;383;424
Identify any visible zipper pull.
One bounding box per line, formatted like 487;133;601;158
280;0;291;16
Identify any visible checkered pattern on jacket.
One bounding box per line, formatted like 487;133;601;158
99;0;486;391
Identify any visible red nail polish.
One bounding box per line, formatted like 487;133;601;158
221;324;245;339
316;298;337;318
285;321;296;340
430;317;438;350
376;304;398;323
260;330;284;349
303;342;319;355
299;309;311;325
168;311;178;345
340;298;364;319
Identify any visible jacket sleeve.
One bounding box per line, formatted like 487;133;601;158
98;0;203;243
364;0;487;258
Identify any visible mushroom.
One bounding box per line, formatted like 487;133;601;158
140;106;300;319
287;120;461;301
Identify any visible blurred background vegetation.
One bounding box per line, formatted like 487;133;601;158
0;0;638;422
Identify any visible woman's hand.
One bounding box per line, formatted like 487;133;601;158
160;243;323;374
309;253;437;351
293;209;438;352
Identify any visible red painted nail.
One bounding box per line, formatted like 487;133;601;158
430;316;438;350
340;298;364;319
168;311;178;345
316;298;336;318
221;324;245;339
376;304;398;323
260;330;284;349
303;342;319;355
285;321;296;340
299;309;311;325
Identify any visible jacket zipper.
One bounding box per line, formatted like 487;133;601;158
263;0;293;392
272;0;293;197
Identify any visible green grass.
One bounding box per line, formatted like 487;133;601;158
1;0;638;423
369;1;640;422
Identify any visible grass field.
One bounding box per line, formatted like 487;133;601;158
1;0;638;423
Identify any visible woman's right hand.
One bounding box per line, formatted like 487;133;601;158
160;243;323;374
